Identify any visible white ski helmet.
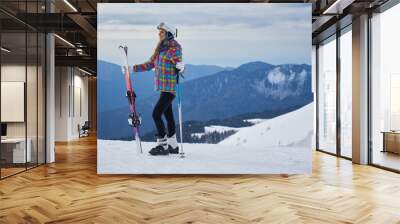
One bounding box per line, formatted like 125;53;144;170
157;22;177;37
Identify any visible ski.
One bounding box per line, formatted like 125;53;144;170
118;45;143;154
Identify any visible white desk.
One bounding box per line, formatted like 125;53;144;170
1;138;31;163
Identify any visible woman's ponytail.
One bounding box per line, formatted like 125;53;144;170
149;40;162;62
149;33;173;62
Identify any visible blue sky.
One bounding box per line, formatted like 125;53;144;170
98;3;311;68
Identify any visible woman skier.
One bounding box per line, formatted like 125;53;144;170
131;22;184;156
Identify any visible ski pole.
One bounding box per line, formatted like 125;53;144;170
177;75;185;158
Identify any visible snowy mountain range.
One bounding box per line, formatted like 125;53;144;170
98;61;313;140
97;60;229;113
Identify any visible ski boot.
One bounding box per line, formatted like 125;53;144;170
167;134;179;154
149;135;169;156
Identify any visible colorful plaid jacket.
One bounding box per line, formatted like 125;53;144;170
133;40;182;94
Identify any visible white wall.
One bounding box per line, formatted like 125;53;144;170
71;72;89;138
55;67;89;141
1;63;46;164
55;66;69;141
1;82;25;122
1;65;26;129
1;65;37;138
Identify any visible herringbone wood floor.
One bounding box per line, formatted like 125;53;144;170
1;135;400;224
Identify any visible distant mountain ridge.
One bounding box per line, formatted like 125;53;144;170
177;61;312;121
98;61;313;140
97;60;229;113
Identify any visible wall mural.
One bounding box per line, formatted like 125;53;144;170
97;3;313;174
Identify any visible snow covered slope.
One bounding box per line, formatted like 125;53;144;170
98;141;311;174
97;103;314;174
219;103;314;148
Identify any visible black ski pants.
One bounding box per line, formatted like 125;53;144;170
152;92;176;138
